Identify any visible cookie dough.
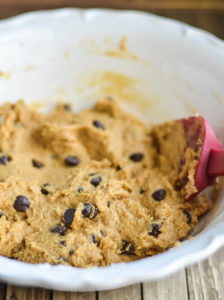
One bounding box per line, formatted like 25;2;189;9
0;99;213;267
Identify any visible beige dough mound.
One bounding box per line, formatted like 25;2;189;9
0;99;212;267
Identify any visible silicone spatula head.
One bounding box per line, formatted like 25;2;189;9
182;116;223;200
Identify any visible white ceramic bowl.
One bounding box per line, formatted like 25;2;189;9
0;8;224;291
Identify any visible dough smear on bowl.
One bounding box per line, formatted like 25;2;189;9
0;99;213;267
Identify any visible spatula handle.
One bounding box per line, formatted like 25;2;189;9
207;149;224;176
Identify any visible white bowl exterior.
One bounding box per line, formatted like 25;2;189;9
0;8;223;291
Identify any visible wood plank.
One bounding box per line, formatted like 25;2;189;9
193;11;224;39
143;269;189;300
0;9;24;20
0;282;6;300
186;247;224;300
158;10;224;39
53;291;96;300
5;285;51;300
98;283;141;300
0;0;223;10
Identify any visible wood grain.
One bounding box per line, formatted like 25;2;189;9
0;0;223;10
143;270;189;300
53;291;96;300
98;283;141;300
5;286;51;300
186;247;224;300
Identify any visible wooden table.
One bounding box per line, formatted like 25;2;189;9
0;1;224;299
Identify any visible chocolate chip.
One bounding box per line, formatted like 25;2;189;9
129;153;144;162
116;165;122;171
32;159;44;168
100;230;105;237
13;195;30;212
92;206;100;218
0;212;4;218
121;240;134;255
90;176;102;187
41;183;50;195
60;241;67;247
50;224;66;236
63;104;71;111
82;203;99;219
64;208;76;225
152;189;166;201
107;201;110;207
93;120;105;130
65;156;80;167
77;186;83;193
91;234;97;244
82;203;91;218
0;155;10;165
183;210;192;225
139;189;145;194
149;224;162;238
41;188;49;195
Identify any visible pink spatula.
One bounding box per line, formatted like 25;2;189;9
181;116;223;200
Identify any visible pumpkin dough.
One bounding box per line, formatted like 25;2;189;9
0;99;213;267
